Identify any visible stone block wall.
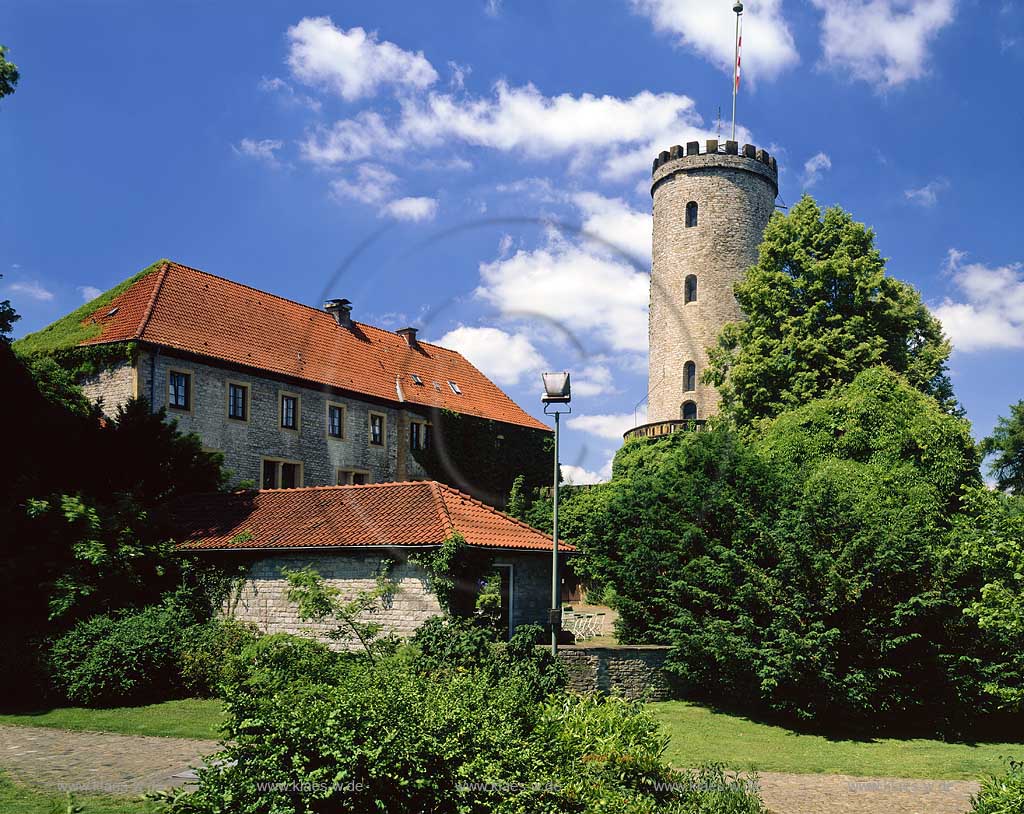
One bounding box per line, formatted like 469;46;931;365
79;361;136;417
557;646;674;701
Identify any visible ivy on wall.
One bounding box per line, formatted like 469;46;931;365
412;409;552;508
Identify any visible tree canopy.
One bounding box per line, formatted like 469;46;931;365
0;45;19;102
981;400;1024;495
707;196;955;427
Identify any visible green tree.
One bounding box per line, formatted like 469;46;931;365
981;400;1024;495
0;46;18;102
0;275;19;341
707;196;955;427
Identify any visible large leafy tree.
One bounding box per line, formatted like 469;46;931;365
981;400;1024;495
0;45;19;102
0;275;20;341
707;196;955;427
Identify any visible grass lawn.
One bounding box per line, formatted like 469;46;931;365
651;701;1024;780
0;698;224;741
0;771;167;814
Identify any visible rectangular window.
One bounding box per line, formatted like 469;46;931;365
280;393;299;430
410;420;431;451
448;380;462;395
369;413;385;447
262;458;303;489
327;403;345;439
227;383;248;421
411;374;423;386
168;371;191;410
337;469;371;485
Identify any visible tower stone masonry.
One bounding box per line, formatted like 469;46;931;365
647;140;778;424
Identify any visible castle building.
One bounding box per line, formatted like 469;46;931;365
632;139;777;438
17;260;550;503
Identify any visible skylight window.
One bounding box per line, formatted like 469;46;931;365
106;307;119;317
411;374;424;386
448;380;462;395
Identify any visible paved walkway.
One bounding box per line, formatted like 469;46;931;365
0;724;982;812
0;724;218;794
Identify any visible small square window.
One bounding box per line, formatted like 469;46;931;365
337;469;370;486
369;413;385;446
228;383;247;421
169;371;191;410
448;380;462;395
281;394;298;430
263;458;303;489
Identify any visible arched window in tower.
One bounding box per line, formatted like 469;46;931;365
684;274;698;304
685;201;698;228
684;361;696;392
681;401;698;421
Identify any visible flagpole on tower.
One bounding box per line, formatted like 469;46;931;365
731;1;743;141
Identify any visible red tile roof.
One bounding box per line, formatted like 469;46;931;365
172;481;571;553
79;261;547;431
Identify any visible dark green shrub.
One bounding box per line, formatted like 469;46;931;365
222;632;344;696
178;618;259;697
49;604;189;705
408;615;496;671
970;760;1024;813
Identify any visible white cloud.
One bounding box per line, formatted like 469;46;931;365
485;0;502;17
801;152;832;188
632;0;799;82
7;281;54;302
330;163;399;205
562;458;614;486
933;249;1024;351
568;410;645;441
571;364;618;398
810;0;957;88
287;17;438;101
383;196;439;222
233;138;284;165
904;178;949;207
475;230;649;354
301;82;735;182
436;325;547;386
573;192;651;264
448;61;471;90
258;76;322;111
78;286;102;301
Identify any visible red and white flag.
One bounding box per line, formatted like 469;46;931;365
734;14;743;92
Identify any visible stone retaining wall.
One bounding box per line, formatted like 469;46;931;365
556;645;674;701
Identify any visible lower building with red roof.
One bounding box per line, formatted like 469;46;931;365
171;480;574;643
14;260;551;507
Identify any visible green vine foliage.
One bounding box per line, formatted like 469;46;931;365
412;409;551;508
410;532;496;619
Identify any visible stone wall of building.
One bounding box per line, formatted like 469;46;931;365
79;361;136;417
134;348;431;488
222;550;553;647
556;645;674;701
648;141;778;423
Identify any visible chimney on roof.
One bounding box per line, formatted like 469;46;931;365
397;327;419;349
324;298;353;329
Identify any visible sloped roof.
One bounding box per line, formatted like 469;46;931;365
62;260;547;431
172;481;571;553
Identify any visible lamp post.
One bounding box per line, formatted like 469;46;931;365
541;371;571;656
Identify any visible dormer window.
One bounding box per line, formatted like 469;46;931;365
448;380;462;395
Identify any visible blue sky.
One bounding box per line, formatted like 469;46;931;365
3;0;1022;482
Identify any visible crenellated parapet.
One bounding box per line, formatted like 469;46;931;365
651;140;778;196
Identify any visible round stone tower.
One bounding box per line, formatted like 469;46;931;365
647;139;778;424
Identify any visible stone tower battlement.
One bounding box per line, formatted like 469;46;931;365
645;139;778;427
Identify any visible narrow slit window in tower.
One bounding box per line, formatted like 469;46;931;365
681;401;698;421
684;361;696;392
685;201;698;228
684;275;698;303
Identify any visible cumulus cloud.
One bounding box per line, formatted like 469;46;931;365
287;17;438;101
383;196;439;222
233;138;284;165
631;0;799;82
78;286;103;302
301;82;734;182
571;364;618;398
258;76;322;111
7;281;54;302
801;152;832;188
573;192;652;264
904;178;949;207
436;325;547;386
568;410;645;441
933;249;1024;351
562;458;615;485
810;0;957;88
475;230;649;354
